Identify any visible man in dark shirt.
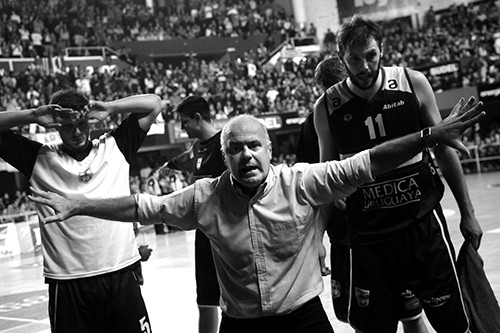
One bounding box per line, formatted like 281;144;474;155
159;95;225;333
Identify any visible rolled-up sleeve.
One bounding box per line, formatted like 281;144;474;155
301;149;374;206
134;185;198;230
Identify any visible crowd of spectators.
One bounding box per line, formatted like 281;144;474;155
0;189;36;222
0;0;315;59
382;1;500;89
0;52;323;134
3;0;500;217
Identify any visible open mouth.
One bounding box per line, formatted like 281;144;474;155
241;165;258;174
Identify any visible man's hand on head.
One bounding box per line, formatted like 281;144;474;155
34;104;79;128
86;101;110;123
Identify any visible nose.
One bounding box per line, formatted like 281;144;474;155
360;58;369;70
241;145;252;159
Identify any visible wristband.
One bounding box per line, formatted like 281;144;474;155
420;127;437;148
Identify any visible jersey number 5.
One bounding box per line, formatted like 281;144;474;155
365;114;386;140
140;316;151;333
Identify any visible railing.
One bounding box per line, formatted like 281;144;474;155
460;143;500;173
0;211;38;224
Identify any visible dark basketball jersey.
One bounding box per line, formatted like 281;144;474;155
324;66;444;246
168;131;226;179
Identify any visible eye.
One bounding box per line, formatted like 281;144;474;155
248;141;262;151
348;56;360;64
226;144;242;155
366;51;378;61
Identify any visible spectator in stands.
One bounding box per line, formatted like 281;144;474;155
322;28;336;54
0;89;162;332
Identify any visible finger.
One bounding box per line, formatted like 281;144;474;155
29;186;49;198
28;195;50;205
475;234;482;250
462;110;485;128
321;267;332;276
460;101;483;118
43;214;64;224
451;97;465;115
48;104;62;110
471;238;480;251
462;96;475;111
57;108;76;113
56;109;80;119
453;141;470;157
46;123;62;129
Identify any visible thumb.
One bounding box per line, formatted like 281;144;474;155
451;141;470;157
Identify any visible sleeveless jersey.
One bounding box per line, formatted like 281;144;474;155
324;66;444;246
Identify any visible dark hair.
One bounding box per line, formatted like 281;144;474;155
175;95;211;121
49;89;89;111
314;55;347;90
337;15;382;57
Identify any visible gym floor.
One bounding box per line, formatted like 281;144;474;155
1;171;499;333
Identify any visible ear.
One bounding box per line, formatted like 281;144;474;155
221;148;228;167
194;113;203;123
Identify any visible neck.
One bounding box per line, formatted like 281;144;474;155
236;181;258;198
62;141;92;161
348;68;383;100
199;123;219;142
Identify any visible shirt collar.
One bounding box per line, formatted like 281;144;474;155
228;165;275;199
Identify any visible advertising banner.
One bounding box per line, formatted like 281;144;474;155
169;112;307;144
477;82;500;103
337;0;417;21
0;223;21;257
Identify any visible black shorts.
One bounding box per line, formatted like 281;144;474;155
219;296;333;333
330;241;350;323
47;261;151;333
330;242;422;324
348;207;469;333
195;228;220;306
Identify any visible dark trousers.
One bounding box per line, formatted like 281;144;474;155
219;296;334;333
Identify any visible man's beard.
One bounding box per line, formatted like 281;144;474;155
348;60;381;90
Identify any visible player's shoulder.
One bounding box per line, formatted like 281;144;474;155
404;67;426;82
314;93;326;109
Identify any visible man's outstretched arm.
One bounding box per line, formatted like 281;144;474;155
29;97;484;224
29;188;138;223
29;185;197;229
370;97;483;178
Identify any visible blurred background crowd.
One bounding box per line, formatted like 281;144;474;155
2;0;500;218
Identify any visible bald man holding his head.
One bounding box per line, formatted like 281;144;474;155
30;98;483;333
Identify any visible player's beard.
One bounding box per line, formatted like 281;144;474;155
348;59;382;90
